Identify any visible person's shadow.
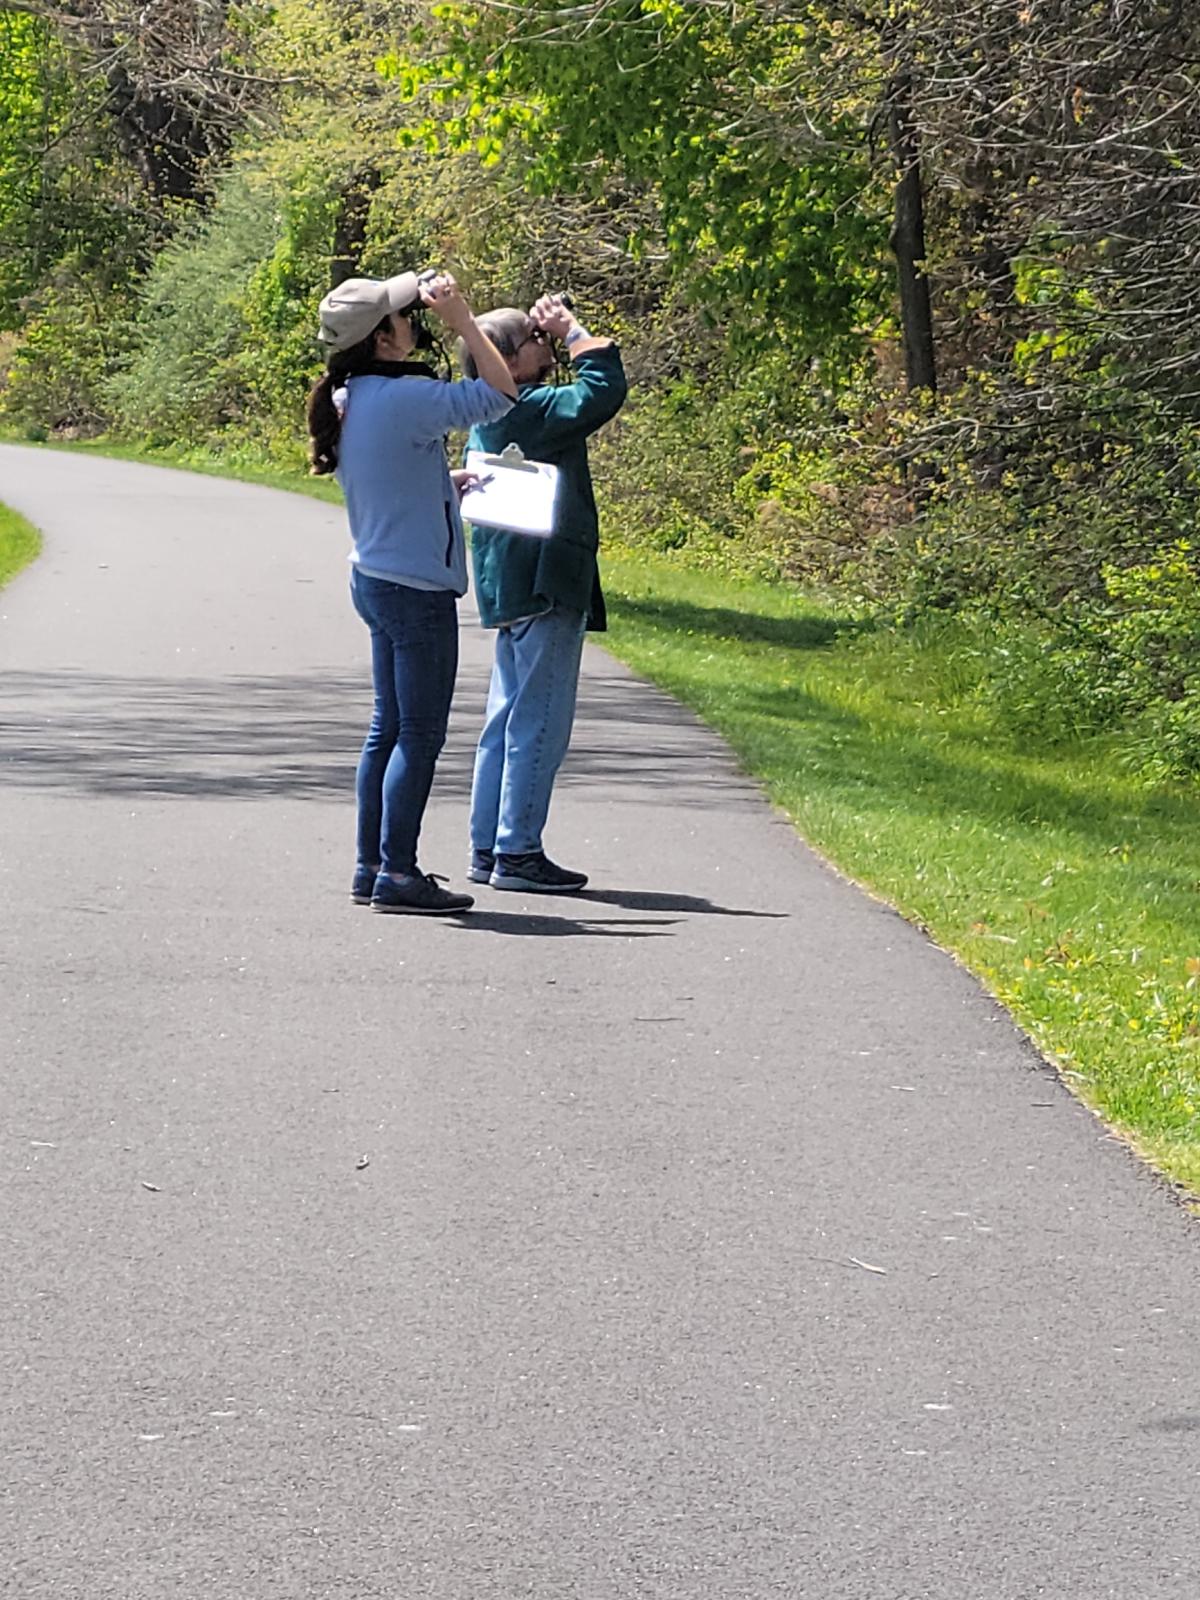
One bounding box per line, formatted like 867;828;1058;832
578;888;787;918
443;887;788;937
446;909;677;939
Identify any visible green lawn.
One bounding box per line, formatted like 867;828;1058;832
601;547;1200;1197
0;500;40;589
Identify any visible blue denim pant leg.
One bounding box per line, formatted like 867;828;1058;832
351;568;459;875
468;645;513;854
469;604;587;856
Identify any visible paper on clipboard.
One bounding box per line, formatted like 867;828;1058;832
461;447;559;538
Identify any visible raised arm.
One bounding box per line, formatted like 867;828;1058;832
422;273;517;400
530;293;615;363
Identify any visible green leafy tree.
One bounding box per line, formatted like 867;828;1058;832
0;13;80;324
384;0;891;361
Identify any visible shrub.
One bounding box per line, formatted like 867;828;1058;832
595;346;876;582
102;167;291;441
954;543;1200;781
1104;546;1200;781
594;375;747;562
0;262;133;432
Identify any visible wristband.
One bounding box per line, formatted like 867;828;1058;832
564;325;590;347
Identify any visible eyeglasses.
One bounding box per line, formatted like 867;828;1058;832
515;327;550;352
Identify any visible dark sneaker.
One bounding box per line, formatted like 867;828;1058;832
490;851;588;894
371;871;475;915
467;848;495;884
351;865;378;905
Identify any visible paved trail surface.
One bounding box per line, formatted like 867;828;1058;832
1;445;1197;1600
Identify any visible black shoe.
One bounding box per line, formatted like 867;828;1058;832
467;848;495;884
490;851;588;893
351;865;378;905
371;871;475;915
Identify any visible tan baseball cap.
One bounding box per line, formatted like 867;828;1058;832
317;271;422;351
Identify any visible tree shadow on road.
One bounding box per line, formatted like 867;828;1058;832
0;663;759;812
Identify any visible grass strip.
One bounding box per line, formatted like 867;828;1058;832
600;547;1200;1197
0;499;41;589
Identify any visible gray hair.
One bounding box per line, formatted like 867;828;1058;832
457;307;529;378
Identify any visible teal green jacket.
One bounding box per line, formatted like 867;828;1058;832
466;343;627;630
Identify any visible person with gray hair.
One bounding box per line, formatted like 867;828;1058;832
459;293;627;893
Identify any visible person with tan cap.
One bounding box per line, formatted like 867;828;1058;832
307;269;517;915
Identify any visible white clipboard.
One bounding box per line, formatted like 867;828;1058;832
461;445;559;538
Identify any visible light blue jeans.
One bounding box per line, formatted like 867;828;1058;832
470;605;588;855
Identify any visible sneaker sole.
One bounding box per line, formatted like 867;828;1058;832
466;868;494;884
489;874;586;894
371;900;474;915
351;892;373;905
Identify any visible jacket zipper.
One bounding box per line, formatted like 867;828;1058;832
443;501;455;568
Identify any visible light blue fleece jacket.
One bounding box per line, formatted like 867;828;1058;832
336;371;513;595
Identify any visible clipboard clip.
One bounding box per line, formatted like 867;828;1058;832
476;442;540;474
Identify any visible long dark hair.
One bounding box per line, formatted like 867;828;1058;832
306;316;391;476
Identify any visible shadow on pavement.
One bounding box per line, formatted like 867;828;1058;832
0;663;755;811
446;910;678;938
577;887;788;918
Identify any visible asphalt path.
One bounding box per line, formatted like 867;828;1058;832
1;443;1197;1600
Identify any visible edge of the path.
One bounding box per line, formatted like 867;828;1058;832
3;435;1196;1214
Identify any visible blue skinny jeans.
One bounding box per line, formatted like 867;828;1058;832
350;568;458;876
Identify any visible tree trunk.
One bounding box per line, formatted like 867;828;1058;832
887;70;937;395
330;170;380;288
105;61;217;204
